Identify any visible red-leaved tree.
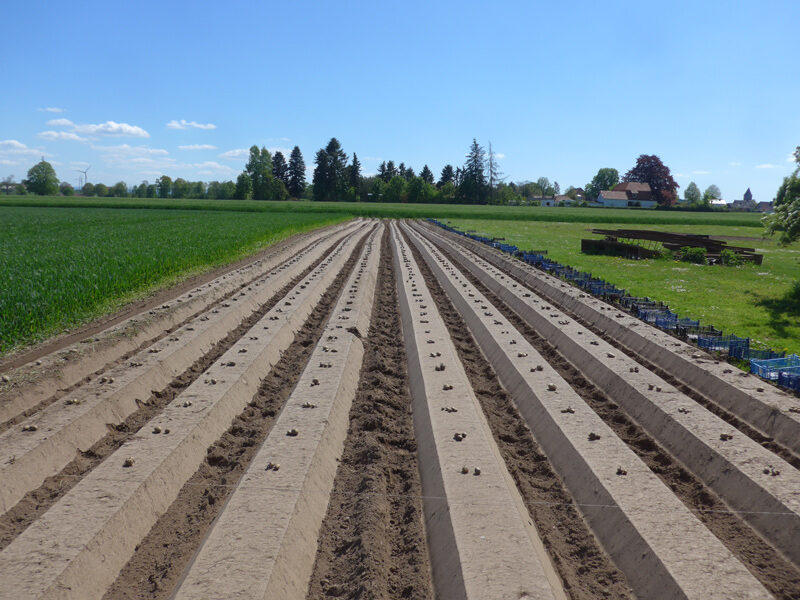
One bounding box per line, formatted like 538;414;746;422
623;154;679;207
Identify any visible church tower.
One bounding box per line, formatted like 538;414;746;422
744;188;753;203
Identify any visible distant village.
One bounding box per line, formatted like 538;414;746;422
536;184;773;212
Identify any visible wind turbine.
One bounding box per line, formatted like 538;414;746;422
75;166;90;190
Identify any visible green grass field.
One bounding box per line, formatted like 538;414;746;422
448;218;800;354
0;195;765;227
0;196;792;359
0;206;345;354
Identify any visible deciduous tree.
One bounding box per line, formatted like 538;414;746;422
764;146;800;245
703;184;721;203
685;181;701;204
172;178;190;198
111;181;128;197
156;175;172;198
234;172;252;199
585;168;619;200
536;177;554;197
384;175;406;203
1;175;15;194
25;160;58;195
622;155;679;206
246;146;276;200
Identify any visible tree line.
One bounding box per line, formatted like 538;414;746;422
7;138;562;205
309;137;565;206
4;139;772;213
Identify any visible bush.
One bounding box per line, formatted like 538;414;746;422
678;246;707;264
719;248;743;266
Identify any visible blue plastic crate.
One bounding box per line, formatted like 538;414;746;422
778;370;800;393
698;334;749;352
750;354;800;380
655;315;679;330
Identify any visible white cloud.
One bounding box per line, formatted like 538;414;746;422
729;161;742;167
178;144;217;150
90;144;234;177
38;130;87;142
166;119;216;130
75;121;149;137
219;148;250;159
691;170;710;175
190;161;234;173
46;118;149;138
38;107;65;113
755;163;780;169
495;153;505;159
674;173;687;177
789;153;797;163
92;144;171;169
0;139;46;156
93;143;169;157
47;118;74;127
0;158;19;165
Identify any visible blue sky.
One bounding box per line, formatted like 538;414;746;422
1;0;797;201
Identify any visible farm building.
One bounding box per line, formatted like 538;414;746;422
597;187;658;208
613;181;652;201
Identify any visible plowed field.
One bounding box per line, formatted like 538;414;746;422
1;219;798;600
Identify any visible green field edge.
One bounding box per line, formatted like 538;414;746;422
0;195;766;227
0;216;349;360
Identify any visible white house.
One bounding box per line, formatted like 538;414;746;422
597;189;657;208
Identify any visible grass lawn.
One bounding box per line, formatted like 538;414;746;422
0;206;346;355
448;218;800;355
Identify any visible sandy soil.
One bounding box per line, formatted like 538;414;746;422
2;221;798;600
306;228;434;600
429;234;800;600
100;234;366;600
404;231;635;600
